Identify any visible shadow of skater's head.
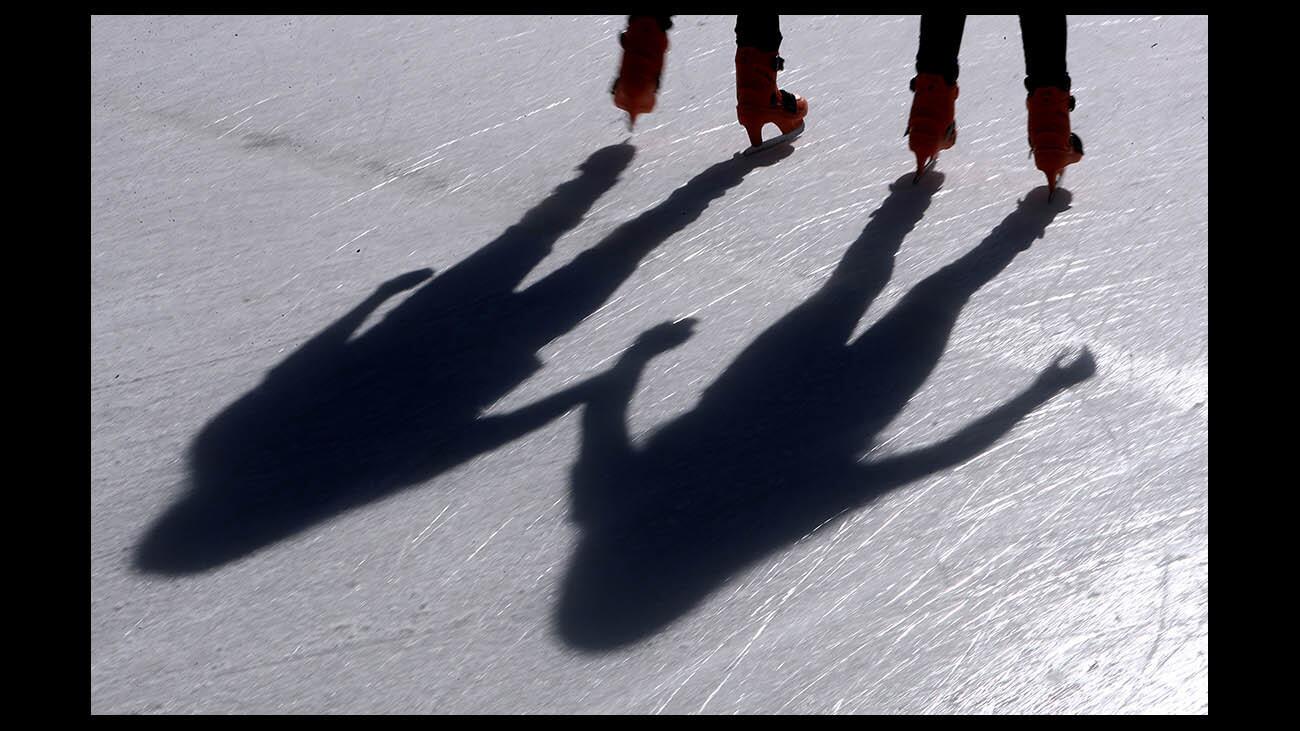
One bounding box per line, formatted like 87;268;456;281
556;530;707;651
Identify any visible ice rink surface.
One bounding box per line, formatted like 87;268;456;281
91;15;1207;714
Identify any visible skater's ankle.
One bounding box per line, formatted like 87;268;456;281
1025;75;1071;94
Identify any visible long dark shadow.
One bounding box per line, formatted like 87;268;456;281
135;142;792;575
557;179;1095;650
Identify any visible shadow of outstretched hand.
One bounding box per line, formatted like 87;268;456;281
1036;347;1097;389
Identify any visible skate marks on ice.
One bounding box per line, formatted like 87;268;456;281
557;178;1096;651
134;143;793;575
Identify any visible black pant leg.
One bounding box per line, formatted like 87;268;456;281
628;14;673;31
735;14;782;52
916;14;966;85
1019;14;1070;91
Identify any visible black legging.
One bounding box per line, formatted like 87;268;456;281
916;14;1070;92
627;15;1068;90
630;14;783;52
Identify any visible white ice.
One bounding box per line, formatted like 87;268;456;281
92;15;1207;714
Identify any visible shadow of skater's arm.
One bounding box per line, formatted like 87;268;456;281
470;377;597;452
569;319;696;521
269;269;433;377
859;348;1097;491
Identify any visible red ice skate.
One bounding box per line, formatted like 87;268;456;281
1027;86;1084;200
611;17;669;130
735;47;808;154
906;72;959;182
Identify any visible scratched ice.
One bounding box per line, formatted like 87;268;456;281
92;15;1206;714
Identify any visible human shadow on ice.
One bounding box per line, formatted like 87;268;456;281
557;177;1096;650
135;142;793;574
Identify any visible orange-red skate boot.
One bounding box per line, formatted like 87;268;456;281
735;47;808;153
611;17;669;130
906;73;959;182
1027;86;1084;200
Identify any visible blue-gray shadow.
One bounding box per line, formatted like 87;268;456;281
556;178;1094;650
135;142;794;575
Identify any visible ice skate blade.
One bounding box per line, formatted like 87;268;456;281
913;155;939;184
738;122;805;157
1045;168;1066;202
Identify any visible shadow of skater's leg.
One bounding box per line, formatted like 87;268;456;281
848;190;1072;429
385;144;637;328
514;147;792;352
802;174;942;346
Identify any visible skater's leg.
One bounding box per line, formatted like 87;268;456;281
908;15;964;175
734;14;807;148
612;15;672;127
628;14;672;32
915;14;965;85
1019;14;1070;92
1020;15;1082;193
735;13;781;52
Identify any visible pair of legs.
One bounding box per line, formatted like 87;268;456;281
908;14;1083;194
613;14;807;148
916;14;1070;92
628;14;783;51
611;15;1081;191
